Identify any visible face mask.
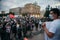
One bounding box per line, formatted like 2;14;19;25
49;14;54;19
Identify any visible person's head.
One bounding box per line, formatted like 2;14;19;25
49;8;60;20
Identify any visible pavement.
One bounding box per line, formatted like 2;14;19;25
29;33;44;40
28;27;44;40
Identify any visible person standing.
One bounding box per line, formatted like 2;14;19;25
42;8;60;40
0;22;3;40
5;23;11;40
35;20;39;31
39;20;42;29
16;23;22;40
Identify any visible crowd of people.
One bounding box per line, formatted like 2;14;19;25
0;16;42;40
1;8;60;40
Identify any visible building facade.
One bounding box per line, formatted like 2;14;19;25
10;7;21;15
9;3;41;18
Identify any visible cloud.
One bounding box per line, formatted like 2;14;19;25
55;0;60;1
54;3;60;6
0;0;60;12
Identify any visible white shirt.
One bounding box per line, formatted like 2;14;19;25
39;20;42;24
44;22;52;40
6;26;11;33
45;19;60;40
49;19;60;40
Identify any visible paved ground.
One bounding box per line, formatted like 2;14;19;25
29;33;44;40
28;26;44;40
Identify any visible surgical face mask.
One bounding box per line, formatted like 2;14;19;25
49;14;54;19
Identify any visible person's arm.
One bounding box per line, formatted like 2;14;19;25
44;27;54;38
42;23;54;38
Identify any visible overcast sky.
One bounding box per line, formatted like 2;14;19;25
0;0;60;12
